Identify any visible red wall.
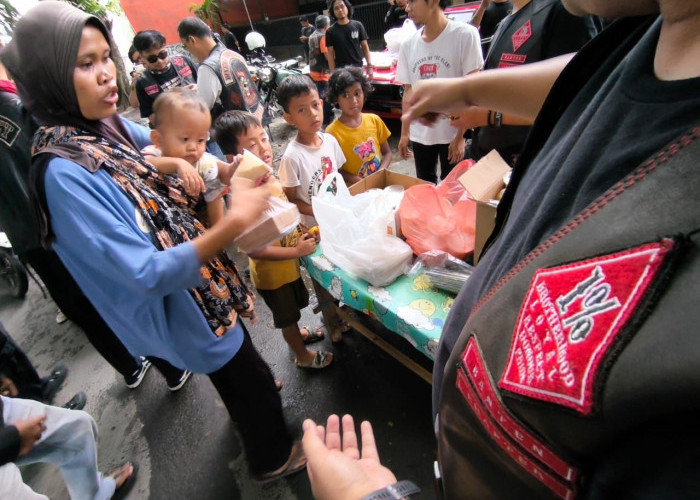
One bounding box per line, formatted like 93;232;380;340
121;0;300;43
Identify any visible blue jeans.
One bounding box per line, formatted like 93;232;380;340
3;396;116;500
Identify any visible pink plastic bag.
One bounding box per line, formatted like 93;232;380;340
397;160;477;259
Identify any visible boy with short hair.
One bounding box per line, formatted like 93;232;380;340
213;110;333;369
145;88;232;225
276;74;346;228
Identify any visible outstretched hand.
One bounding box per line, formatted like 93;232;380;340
302;414;397;500
402;77;472;127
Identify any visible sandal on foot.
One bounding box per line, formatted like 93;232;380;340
299;325;325;344
275;378;283;391
339;319;352;333
255;441;307;483
295;351;333;369
109;460;138;499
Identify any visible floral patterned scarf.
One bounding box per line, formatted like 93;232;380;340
33;125;251;337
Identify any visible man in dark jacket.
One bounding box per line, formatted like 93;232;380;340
301;1;700;498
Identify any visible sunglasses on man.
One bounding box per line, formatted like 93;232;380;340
145;50;168;64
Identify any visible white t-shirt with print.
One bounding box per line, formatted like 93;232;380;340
278;132;346;227
396;20;483;145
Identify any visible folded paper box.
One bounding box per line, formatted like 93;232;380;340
458;150;512;264
234;197;301;254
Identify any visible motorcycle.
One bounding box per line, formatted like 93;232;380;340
0;231;28;299
246;47;303;138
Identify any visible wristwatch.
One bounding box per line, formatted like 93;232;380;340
494;111;503;127
360;480;421;500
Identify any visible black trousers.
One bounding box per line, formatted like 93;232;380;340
22;247;183;382
208;324;292;476
0;324;45;402
412;141;454;184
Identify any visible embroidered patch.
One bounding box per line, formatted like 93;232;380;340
419;64;438;79
144;84;159;96
511;20;532;52
0;115;21;148
499;53;527;68
499;240;675;415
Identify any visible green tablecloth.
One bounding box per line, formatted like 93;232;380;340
302;249;455;360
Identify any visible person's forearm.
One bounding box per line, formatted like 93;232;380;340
148;156;179;174
362;42;372;67
464;54;574;121
470;4;487;28
401;85;412;138
192;215;245;263
380;149;392;170
327;47;336;71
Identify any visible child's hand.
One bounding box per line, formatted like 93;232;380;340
296;233;317;257
175;159;205;196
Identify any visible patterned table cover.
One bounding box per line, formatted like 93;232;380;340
302;249;456;360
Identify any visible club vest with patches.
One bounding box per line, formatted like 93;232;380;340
202;44;262;122
436;18;700;500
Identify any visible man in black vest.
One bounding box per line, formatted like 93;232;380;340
178;17;263;123
132;30;198;122
301;0;700;498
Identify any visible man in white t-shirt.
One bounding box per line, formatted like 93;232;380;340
396;0;483;183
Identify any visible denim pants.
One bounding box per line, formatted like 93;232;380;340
2;396;115;500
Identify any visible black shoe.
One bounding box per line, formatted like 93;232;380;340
124;358;152;389
167;370;192;392
41;364;68;404
62;391;87;410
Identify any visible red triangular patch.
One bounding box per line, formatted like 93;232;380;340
499;240;675;415
512;20;532;52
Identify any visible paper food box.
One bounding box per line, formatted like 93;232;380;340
348;169;430;236
234;196;301;254
458;150;512;264
233;148;273;183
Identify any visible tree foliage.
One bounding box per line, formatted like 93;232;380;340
189;0;223;30
0;0;19;36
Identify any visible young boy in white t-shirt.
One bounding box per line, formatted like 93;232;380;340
396;0;483;183
277;74;346;228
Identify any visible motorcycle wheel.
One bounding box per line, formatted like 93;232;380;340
0;248;29;299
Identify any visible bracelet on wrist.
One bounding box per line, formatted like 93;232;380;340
360;480;421;500
494;111;502;127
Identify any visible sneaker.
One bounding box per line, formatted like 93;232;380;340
124;358;151;389
41;364;68;404
62;391;87;410
55;310;68;324
167;370;192;392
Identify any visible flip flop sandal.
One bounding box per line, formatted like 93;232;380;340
255;440;307;483
300;325;325;344
295;350;333;369
109;460;138;500
339;319;352;333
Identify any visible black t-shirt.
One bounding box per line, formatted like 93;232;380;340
472;0;596;165
325;20;368;68
135;56;198;119
385;5;409;30
479;1;512;40
434;17;700;408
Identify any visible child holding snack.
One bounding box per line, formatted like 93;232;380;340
144;88;233;225
213;110;333;369
277;74;346;228
326;67;392;186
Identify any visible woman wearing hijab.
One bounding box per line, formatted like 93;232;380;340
0;0;306;484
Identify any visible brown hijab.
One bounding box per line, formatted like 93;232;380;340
0;0;137;165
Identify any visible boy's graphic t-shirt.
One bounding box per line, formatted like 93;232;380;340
396;20;483;145
278;132;346;227
326;113;391;177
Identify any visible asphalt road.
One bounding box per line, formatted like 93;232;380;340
0;117;440;500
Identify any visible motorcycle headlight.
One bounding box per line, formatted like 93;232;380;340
261;67;274;83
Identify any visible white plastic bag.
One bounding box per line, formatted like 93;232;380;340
312;173;413;287
384;19;418;55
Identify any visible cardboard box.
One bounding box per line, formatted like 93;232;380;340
348;169;430;195
458;151;512;264
234;197;301;253
348;169;430;236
